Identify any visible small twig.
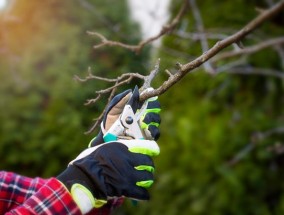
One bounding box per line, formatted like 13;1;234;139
141;58;160;90
75;67;145;107
227;127;284;167
265;0;284;70
84;60;161;133
85;94;101;106
225;67;284;79
88;32;141;52
175;30;229;41
215;57;248;73
189;0;215;73
85;86;118;134
88;0;189;54
227;142;256;167
74;67;119;83
256;127;284;140
159;45;195;60
213;37;284;62
165;69;173;77
175;30;242;51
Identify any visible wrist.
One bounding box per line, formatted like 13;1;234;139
70;183;107;214
57;165;107;214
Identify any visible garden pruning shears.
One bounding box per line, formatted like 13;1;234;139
102;86;150;142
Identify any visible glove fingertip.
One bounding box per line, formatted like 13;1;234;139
148;125;160;141
131;189;150;201
147;100;161;110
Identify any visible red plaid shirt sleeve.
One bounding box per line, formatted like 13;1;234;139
0;171;123;215
0;171;81;214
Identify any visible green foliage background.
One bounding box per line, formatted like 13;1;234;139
1;0;284;215
0;0;148;177
123;1;284;215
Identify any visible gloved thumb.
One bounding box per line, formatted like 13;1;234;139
103;89;132;131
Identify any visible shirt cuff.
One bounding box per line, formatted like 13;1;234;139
9;178;82;215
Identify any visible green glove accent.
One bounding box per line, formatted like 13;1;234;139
70;183;107;214
135;165;155;173
144;108;161;114
136;180;154;188
129;147;160;156
140;121;160;130
88;136;97;148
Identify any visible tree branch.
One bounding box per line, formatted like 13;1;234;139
227;127;284;166
212;37;284;62
88;0;189;54
78;60;161;133
265;0;284;69
83;1;284;132
141;58;161;90
139;0;284;102
224;67;284;79
189;0;215;73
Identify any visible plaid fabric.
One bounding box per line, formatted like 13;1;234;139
0;171;123;215
0;171;80;214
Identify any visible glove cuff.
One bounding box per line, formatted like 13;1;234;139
57;165;107;214
70;183;107;214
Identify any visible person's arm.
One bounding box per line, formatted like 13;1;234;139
1;87;161;215
0;171;80;215
0;171;45;213
56;88;161;214
0;171;121;215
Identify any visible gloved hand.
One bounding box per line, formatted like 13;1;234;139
89;87;161;147
57;139;160;214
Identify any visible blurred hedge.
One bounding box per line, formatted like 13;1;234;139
122;0;284;214
0;0;148;177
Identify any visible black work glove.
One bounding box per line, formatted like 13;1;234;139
89;87;161;147
57;139;159;214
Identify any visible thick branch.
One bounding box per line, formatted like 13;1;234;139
140;0;284;102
